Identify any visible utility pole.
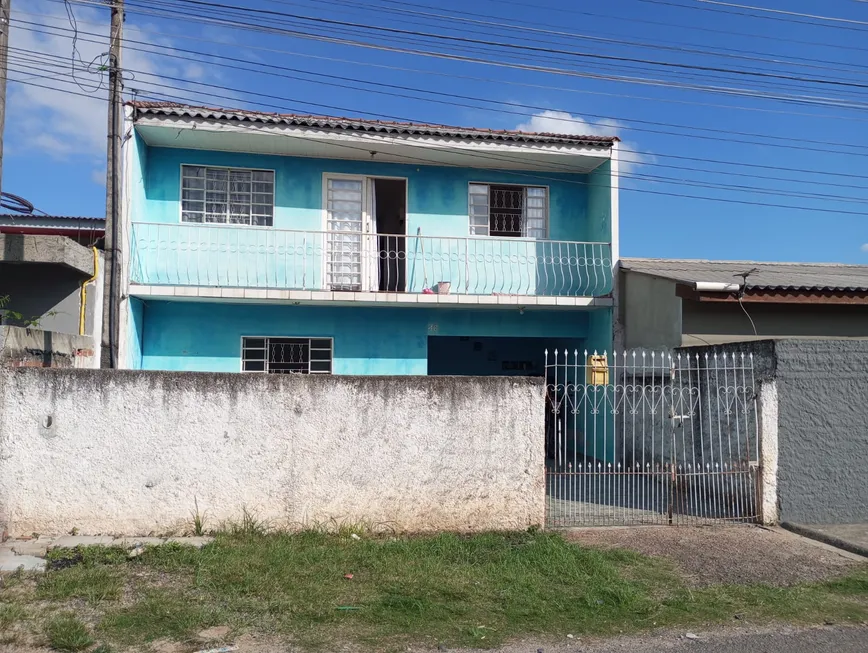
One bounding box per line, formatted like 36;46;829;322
101;0;123;368
0;0;12;198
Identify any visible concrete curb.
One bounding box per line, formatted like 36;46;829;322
781;522;868;559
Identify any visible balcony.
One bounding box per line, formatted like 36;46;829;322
129;223;613;306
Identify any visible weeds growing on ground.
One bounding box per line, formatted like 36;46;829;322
225;506;270;536
0;602;24;632
190;497;208;536
45;613;94;652
2;530;866;651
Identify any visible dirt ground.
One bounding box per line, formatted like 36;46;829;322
566;524;865;587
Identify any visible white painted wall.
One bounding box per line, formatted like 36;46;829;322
0;370;545;536
758;380;779;525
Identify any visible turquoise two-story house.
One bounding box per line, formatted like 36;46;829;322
117;102;619;376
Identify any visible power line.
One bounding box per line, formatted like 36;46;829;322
16;20;868;157
11;70;868;217
61;0;868;111
266;0;868;79
16;15;868;196
44;0;868;121
16;18;868;166
10;55;868;210
145;0;868;93
440;0;868;54
697;0;868;27
636;0;868;33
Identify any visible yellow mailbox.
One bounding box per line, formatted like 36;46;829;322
587;354;609;386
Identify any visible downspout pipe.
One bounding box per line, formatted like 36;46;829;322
79;247;100;336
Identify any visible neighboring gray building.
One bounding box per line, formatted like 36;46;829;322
0;233;104;338
619;258;868;349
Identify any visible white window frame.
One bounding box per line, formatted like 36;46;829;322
240;336;333;374
180;164;276;226
467;182;549;239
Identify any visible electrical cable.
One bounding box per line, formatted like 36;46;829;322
635;0;868;33
271;0;868;78
59;0;868;111
128;0;868;93
13;51;868;206
9;68;868;218
17;18;868;160
43;0;868;122
12;27;868;199
0;192;36;214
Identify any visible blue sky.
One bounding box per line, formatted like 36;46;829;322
7;0;868;262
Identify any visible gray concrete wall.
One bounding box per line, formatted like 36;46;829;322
619;271;682;350
682;302;868;345
0;236;103;336
0;234;95;273
0;370;545;537
695;339;868;525
773;339;868;524
0;327;98;369
1;266;84;334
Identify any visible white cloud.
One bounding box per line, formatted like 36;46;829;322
8;1;225;163
514;109;622;138
513;109;653;174
860;243;868;253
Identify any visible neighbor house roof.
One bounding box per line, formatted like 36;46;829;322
128;101;618;147
0;214;104;235
620;258;868;292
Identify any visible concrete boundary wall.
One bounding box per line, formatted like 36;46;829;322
685;339;868;525
0;370;545;537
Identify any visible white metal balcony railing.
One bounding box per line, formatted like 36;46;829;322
130;222;613;297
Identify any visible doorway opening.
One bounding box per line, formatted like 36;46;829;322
373;178;406;292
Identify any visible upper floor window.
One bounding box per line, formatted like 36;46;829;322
181;165;275;226
469;184;547;239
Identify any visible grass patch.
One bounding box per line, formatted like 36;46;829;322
45;613;94;652
46;546;129;570
100;591;225;645
4;533;868;650
38;566;123;604
0;602;24;631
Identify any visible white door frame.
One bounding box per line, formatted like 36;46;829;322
321;173;409;292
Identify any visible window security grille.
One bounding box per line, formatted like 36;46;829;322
242;337;333;374
181;165;275;226
469;184;547;238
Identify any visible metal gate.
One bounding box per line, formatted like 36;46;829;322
545;349;759;527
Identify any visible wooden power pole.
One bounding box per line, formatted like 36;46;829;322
0;0;11;198
101;0;123;368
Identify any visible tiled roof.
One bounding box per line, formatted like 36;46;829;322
620;257;868;292
128;101;618;147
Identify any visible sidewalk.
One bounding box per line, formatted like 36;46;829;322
0;535;213;572
782;523;868;559
567;524;864;586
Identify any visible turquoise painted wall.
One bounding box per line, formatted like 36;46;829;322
586;160;613;246
139;146;591;240
138;300;597;374
125;298;144;369
128;144;613;296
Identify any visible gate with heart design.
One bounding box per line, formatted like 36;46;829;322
545;349;759;527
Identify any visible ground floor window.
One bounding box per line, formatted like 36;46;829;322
242;337;333;374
